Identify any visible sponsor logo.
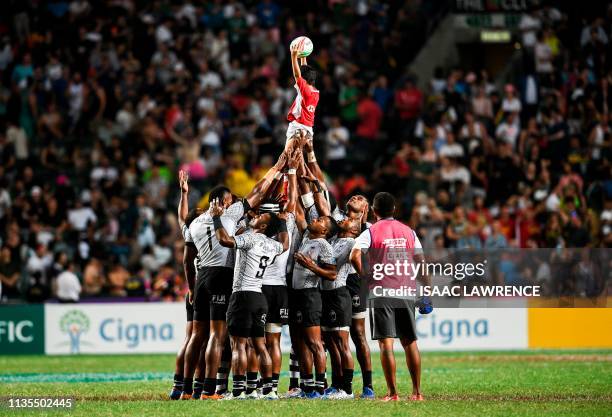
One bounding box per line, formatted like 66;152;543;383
260;313;267;325
416;314;489;345
211;294;226;305
307;105;315;112
59;310;90;354
295;310;303;323
329;310;337;323
99;319;173;348
352;295;360;307
0;305;45;354
0;320;33;343
279;308;289;319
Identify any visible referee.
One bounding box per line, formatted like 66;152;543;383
350;192;432;402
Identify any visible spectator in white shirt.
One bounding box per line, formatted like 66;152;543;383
68;194;98;232
502;84;522;114
534;31;553;76
496;112;521;149
56;263;81;303
198;61;223;90
325;116;350;164
439;132;465;159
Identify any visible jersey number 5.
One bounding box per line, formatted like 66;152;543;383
255;256;270;278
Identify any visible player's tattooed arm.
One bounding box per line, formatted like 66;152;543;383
294;253;337;281
210;198;236;248
177;170;189;228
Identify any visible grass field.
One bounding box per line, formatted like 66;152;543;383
1;350;611;417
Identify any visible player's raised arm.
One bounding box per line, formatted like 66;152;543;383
294;252;337;281
290;42;302;82
177;170;189;228
244;151;288;209
303;134;327;190
211;198;236;248
276;212;290;252
285;148;300;214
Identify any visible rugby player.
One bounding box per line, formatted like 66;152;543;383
320;217;361;400
210;198;290;400
350;192;432;401
291;214;338;398
170;171;206;399
180;155;287;400
258;149;301;395
301;145;375;399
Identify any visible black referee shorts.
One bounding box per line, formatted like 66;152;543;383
368;297;417;342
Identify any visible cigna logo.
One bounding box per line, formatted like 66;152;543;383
59;310;90;354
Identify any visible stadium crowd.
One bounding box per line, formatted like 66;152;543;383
0;1;610;303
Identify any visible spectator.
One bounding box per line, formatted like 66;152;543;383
325;117;350;175
0;246;20;300
394;77;423;137
56;262;81;303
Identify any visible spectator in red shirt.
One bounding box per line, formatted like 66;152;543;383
394;78;423;140
356;93;383;140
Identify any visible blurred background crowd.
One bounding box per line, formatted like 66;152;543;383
0;0;610;303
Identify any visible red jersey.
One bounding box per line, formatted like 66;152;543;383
287;77;319;127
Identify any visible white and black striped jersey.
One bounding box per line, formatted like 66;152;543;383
232;231;285;293
182;201;246;268
261;213;297;286
292;236;335;290
321;237;354;291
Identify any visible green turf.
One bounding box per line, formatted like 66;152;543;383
1;350;611;417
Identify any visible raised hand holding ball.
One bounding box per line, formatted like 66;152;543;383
290;36;313;58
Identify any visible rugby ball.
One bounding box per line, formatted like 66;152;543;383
290;36;313;58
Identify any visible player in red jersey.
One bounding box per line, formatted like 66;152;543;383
286;40;319;151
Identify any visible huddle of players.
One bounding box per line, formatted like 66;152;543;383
169;131;376;400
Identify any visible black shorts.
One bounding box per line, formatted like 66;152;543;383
186;293;194;322
368;298;417;341
262;285;289;326
346;273;368;316
192;269;211;322
289;288;322;327
226;291;268;338
321;287;352;329
202;266;233;321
